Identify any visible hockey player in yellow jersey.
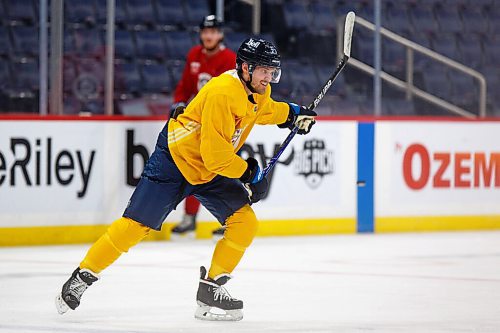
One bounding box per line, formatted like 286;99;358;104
55;37;317;321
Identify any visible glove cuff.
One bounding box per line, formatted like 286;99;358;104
170;102;186;119
277;106;296;129
239;157;259;183
288;102;300;115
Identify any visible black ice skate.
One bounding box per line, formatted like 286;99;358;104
195;266;243;321
55;268;99;314
212;226;226;238
171;214;196;235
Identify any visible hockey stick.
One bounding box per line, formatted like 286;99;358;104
262;11;355;177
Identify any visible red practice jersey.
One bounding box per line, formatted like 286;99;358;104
173;44;237;104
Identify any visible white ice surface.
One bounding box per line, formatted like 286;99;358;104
1;231;500;333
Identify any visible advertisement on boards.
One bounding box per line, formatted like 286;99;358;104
122;121;358;221
375;121;500;217
0;121;106;226
0;120;357;228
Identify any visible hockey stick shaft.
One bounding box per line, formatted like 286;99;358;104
261;57;347;177
262;12;355;177
310;10;355;111
262;126;299;177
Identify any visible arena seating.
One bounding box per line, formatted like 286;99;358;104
112;29;136;60
168;60;185;84
259;0;499;116
115;62;142;97
156;0;185;29
135;30;167;62
73;28;104;57
125;0;156;29
141;62;173;93
184;0;211;27
164;30;194;60
65;1;96;27
95;0;128;27
11;26;39;59
0;0;498;116
4;0;37;26
0;26;10;57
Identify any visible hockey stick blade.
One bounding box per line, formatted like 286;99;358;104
262;12;356;177
344;11;355;58
310;11;355;110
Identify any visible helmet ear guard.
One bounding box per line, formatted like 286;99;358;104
237;62;258;93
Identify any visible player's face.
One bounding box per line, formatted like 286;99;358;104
200;28;223;51
250;66;279;94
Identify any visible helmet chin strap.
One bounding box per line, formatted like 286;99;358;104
241;64;257;93
244;77;257;93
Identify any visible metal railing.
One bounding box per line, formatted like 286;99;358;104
339;15;487;118
232;0;261;35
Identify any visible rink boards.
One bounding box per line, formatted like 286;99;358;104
0;117;499;245
375;120;500;232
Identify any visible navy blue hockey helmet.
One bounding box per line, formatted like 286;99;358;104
200;15;223;30
236;38;281;83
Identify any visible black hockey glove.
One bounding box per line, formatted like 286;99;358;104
239;157;269;204
245;178;269;204
278;103;317;135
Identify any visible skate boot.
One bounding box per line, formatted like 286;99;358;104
55;268;99;314
212;226;225;237
195;266;243;321
171;214;196;235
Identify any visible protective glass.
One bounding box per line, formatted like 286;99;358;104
253;66;281;83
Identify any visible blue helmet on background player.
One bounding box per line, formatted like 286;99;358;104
199;15;224;51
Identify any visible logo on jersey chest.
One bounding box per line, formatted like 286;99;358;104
190;62;201;74
231;125;247;148
197;72;212;91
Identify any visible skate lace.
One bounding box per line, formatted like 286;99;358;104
69;276;89;298
213;285;233;302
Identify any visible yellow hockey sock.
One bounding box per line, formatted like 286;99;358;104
80;217;150;273
208;204;258;279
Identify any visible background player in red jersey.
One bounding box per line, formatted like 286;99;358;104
171;15;236;236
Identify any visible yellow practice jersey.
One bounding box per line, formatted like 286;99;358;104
167;69;290;185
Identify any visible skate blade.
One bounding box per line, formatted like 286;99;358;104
55;293;70;315
194;302;243;321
